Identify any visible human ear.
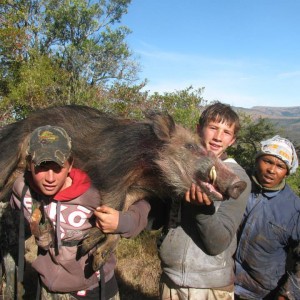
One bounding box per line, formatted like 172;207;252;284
67;158;74;173
228;136;236;147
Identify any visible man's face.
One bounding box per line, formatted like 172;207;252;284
29;160;73;196
255;155;288;188
197;121;236;158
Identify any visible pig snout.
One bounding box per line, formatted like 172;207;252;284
226;180;247;199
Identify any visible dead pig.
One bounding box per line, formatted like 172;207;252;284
0;105;247;270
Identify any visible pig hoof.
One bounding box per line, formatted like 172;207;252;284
79;227;106;255
92;248;113;271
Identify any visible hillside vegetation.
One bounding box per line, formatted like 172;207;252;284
235;106;300;145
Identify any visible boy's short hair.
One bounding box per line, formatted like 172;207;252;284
199;101;241;135
27;125;72;167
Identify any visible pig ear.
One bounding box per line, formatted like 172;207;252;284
147;112;176;141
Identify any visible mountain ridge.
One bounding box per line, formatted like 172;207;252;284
233;106;300;145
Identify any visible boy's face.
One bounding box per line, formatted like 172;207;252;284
197;121;236;158
29;160;73;196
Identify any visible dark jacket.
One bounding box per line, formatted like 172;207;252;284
235;177;300;299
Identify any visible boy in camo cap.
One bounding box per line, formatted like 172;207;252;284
11;125;150;300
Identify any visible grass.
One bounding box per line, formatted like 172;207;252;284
1;230;162;299
116;230;161;299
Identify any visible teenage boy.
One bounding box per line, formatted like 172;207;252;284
11;125;150;299
159;102;251;300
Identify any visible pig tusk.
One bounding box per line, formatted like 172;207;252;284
209;166;217;185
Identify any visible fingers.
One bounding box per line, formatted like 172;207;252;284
201;192;212;206
94;205;119;233
185;183;196;202
185;184;212;206
195;185;203;202
95;205;111;213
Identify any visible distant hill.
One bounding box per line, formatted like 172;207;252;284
234;106;300;145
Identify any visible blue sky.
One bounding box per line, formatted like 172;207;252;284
122;1;300;108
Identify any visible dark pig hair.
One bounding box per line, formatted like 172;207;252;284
199;101;241;135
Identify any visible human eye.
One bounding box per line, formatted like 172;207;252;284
208;125;217;130
277;163;287;171
224;130;233;136
50;163;63;173
262;158;271;165
35;165;47;172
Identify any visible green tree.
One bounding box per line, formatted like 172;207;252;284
0;0;138;118
43;0;138;85
94;80;149;119
287;168;300;196
228;113;276;172
148;86;206;129
0;0;30;98
85;85;206;126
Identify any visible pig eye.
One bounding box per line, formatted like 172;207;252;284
185;143;198;152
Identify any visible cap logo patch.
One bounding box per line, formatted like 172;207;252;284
39;131;59;144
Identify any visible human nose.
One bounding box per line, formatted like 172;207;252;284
267;165;276;174
45;169;55;182
213;129;222;141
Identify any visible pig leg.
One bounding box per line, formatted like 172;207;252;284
79;227;107;256
80;188;151;255
92;234;120;271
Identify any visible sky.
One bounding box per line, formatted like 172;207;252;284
122;0;300;108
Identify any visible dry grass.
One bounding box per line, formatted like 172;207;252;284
1;231;161;299
116;230;161;299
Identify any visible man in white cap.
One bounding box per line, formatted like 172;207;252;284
234;135;300;300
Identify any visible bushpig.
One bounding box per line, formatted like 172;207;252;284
0;105;246;270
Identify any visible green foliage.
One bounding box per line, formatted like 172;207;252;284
0;0;137;119
3;55;69;117
0;0;32;98
228;113;276;172
84;85;207;125
93;81;149;119
148;86;206;129
287;168;300;196
42;0;137;84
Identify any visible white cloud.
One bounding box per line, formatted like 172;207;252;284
135;46;300;108
277;71;300;79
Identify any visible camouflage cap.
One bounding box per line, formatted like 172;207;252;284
27;125;72;166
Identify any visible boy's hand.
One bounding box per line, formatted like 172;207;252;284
185;183;212;206
94;205;119;233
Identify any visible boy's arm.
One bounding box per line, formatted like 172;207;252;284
194;162;251;255
94;199;151;238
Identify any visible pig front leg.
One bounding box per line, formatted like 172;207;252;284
92;234;120;271
79;227;106;256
